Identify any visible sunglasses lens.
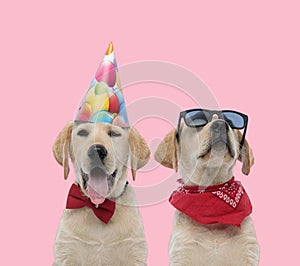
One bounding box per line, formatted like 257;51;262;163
223;112;245;129
185;110;210;127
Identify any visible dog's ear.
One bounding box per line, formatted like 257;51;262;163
154;128;178;172
129;127;151;180
53;122;73;179
237;130;254;175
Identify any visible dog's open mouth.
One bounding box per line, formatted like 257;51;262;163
81;168;117;205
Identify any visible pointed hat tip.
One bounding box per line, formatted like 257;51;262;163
105;42;114;55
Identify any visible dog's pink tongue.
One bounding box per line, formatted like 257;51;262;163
88;168;108;205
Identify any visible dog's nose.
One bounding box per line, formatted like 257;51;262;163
88;144;108;160
210;120;229;134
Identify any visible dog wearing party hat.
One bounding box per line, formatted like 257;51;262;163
155;109;259;265
53;43;150;266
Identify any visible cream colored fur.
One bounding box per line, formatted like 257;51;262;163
53;122;150;266
155;114;259;266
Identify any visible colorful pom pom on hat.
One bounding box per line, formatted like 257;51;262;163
74;42;129;127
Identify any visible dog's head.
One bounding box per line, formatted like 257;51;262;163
53;121;150;204
155;111;254;186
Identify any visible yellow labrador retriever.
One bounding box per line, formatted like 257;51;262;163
53;121;150;265
155;109;259;266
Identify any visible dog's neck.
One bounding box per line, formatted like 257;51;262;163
180;164;235;187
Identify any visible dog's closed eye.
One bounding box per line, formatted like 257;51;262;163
108;130;121;137
77;129;89;137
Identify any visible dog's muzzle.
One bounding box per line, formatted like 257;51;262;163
210;120;228;137
209;120;235;157
210;120;228;144
88;144;108;162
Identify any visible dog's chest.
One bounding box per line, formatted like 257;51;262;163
61;204;140;242
176;212;241;243
55;204;146;265
170;212;257;265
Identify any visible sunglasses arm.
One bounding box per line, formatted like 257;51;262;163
239;123;248;149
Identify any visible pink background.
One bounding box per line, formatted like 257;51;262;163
1;1;299;265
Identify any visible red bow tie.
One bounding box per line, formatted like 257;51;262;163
169;177;252;227
66;184;116;224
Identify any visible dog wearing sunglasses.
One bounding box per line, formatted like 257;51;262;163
155;109;259;266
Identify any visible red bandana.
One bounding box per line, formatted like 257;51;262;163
66;184;116;224
169;177;252;227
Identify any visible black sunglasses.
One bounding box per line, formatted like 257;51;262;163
176;109;248;148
